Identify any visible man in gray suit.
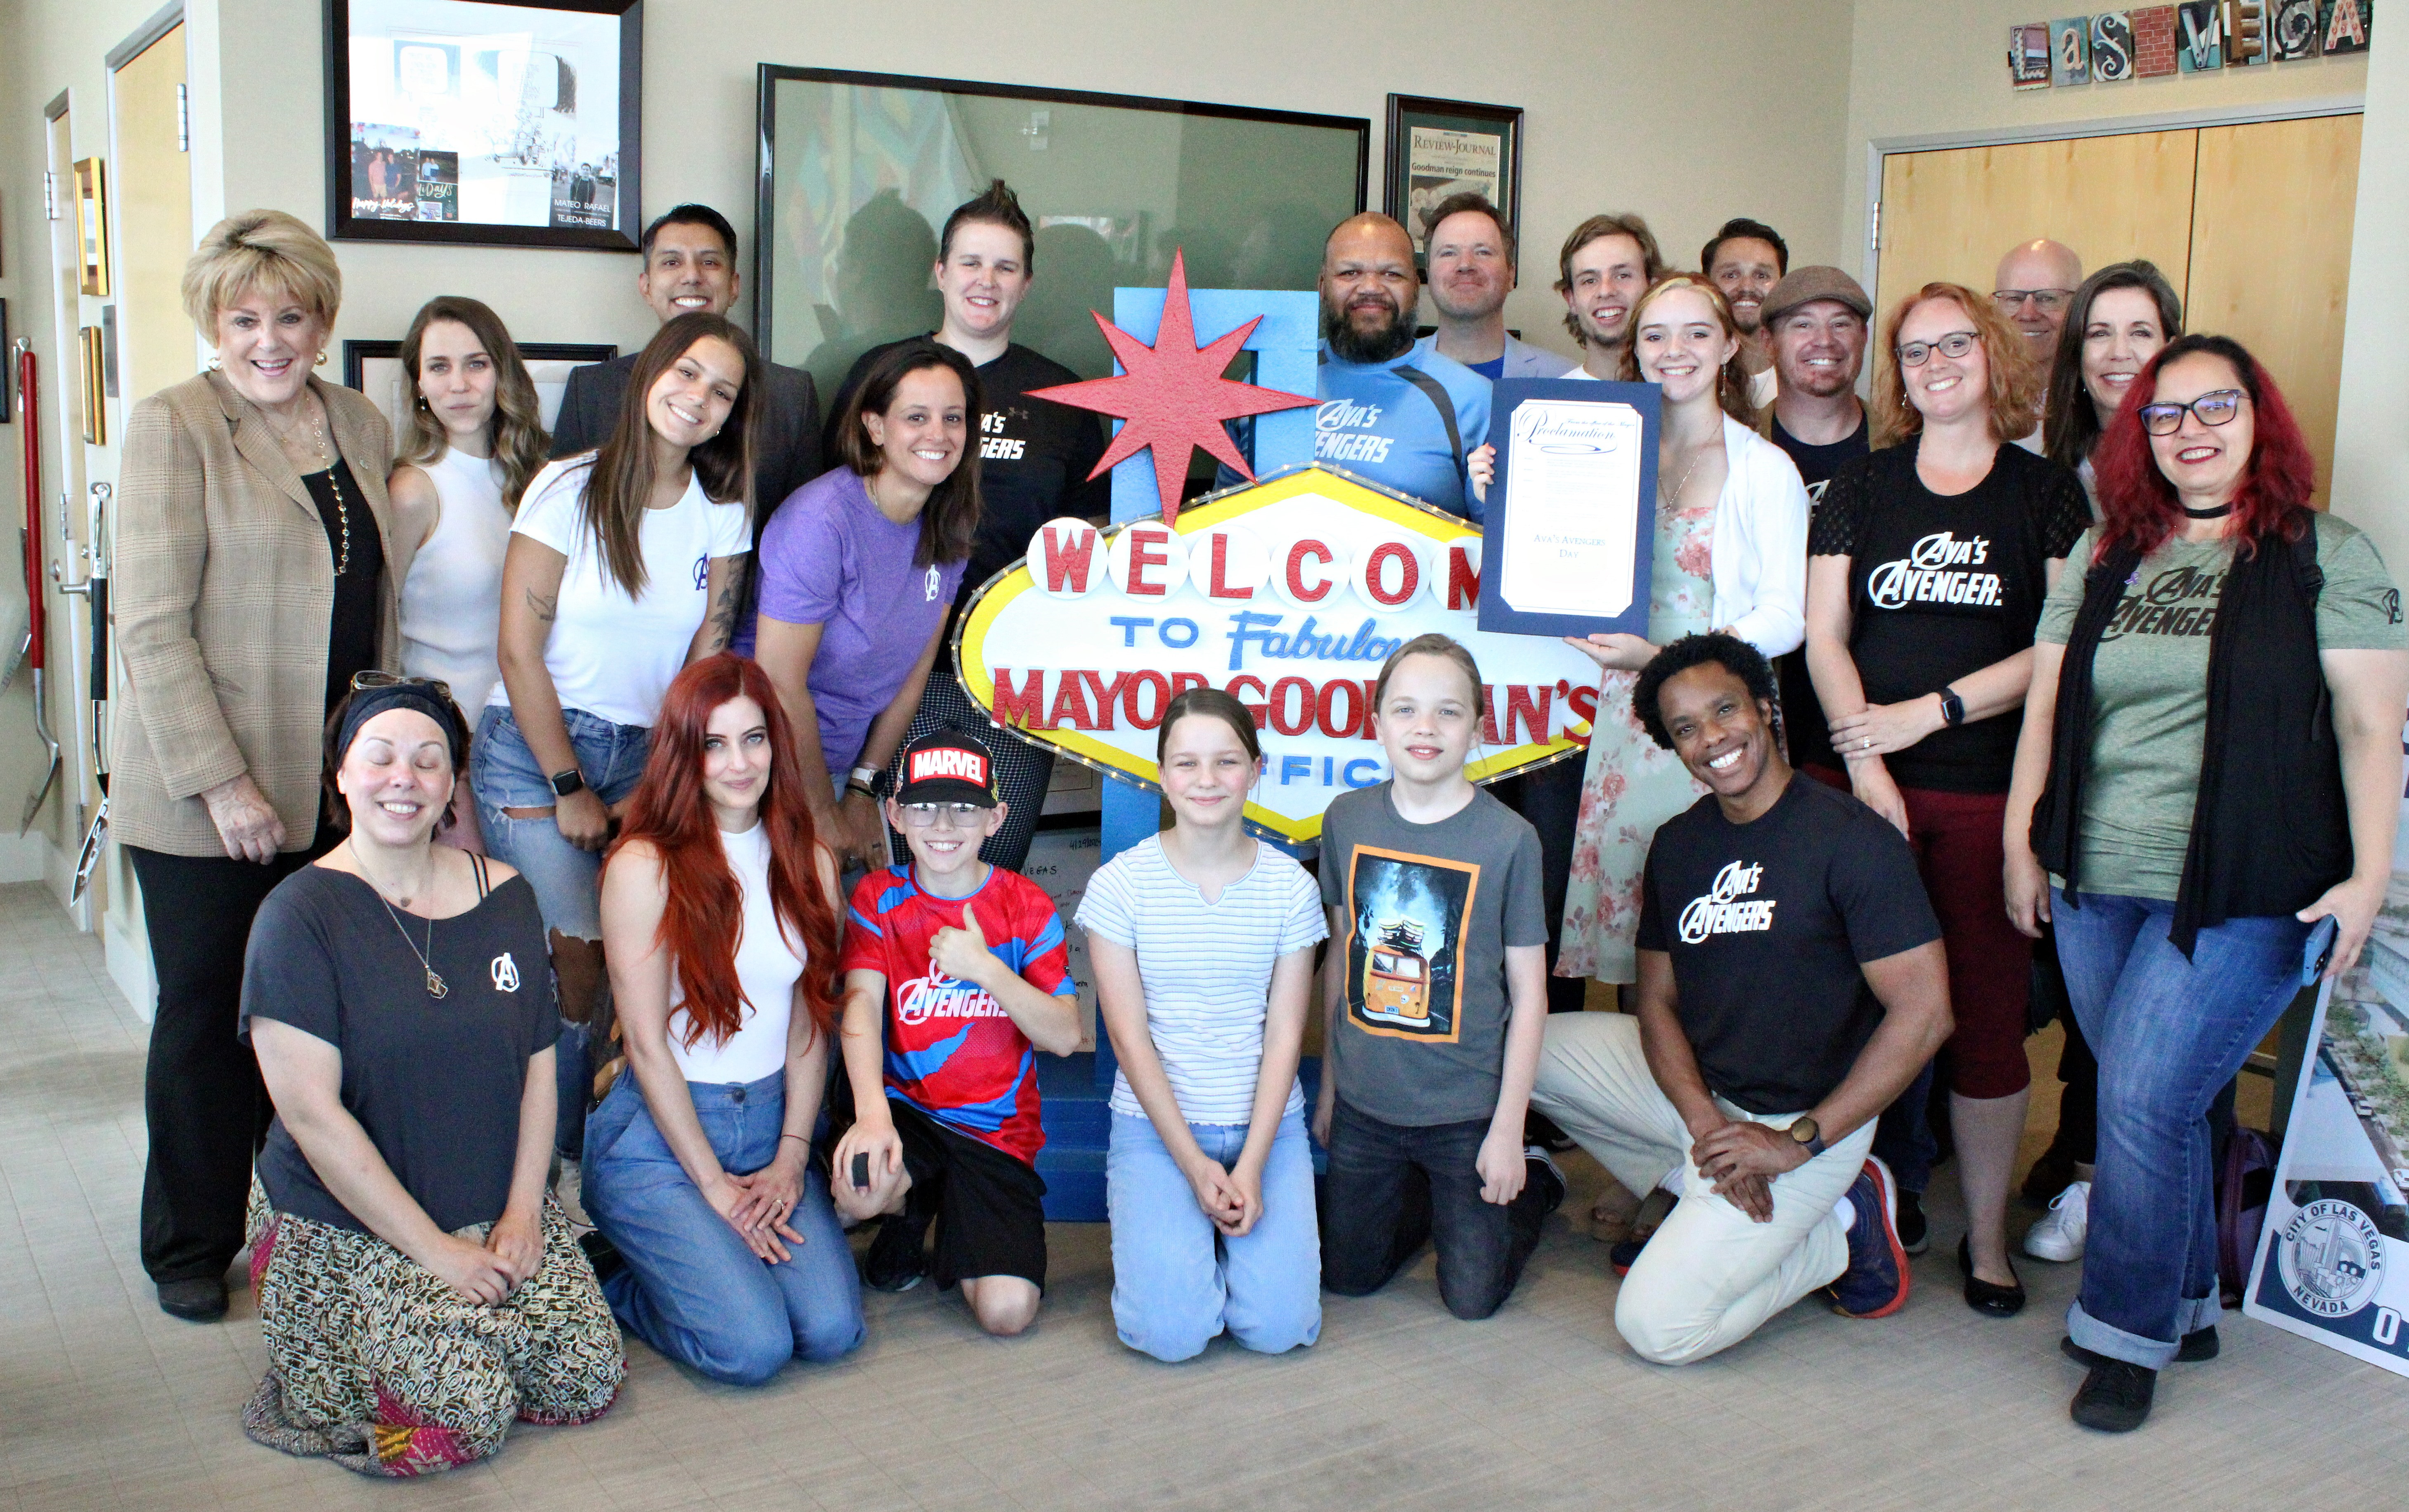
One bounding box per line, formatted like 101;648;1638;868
1412;191;1561;382
551;203;821;531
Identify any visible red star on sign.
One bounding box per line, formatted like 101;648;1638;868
1027;250;1318;528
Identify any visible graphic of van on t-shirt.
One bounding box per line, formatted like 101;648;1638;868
1342;845;1476;1044
841;864;1074;1165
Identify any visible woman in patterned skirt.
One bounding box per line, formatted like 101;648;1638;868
1557;276;1810;989
239;677;622;1476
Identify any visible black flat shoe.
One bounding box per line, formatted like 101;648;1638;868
1958;1236;2026;1317
2061;1327;2220;1368
2071;1358;2157;1432
157;1277;230;1322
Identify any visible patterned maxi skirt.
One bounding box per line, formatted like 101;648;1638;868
242;1184;624;1477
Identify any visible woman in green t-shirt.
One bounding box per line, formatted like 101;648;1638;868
2003;335;2409;1434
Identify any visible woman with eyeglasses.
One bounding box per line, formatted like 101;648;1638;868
241;676;621;1475
580;654;864;1384
2004;335;2409;1432
1805;282;2090;1318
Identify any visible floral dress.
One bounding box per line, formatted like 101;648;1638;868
1556;482;1719;984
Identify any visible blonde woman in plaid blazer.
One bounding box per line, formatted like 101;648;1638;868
114;210;405;1323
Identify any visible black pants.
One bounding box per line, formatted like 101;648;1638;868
1491;757;1586;1012
130;845;311;1283
1319;1100;1548;1320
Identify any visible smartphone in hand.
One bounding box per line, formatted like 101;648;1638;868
851;1151;872;1191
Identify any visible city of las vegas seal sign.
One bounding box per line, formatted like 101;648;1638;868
2276;1199;2387;1318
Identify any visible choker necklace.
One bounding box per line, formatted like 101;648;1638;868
2182;502;2234;520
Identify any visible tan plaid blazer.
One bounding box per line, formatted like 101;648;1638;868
112;371;403;856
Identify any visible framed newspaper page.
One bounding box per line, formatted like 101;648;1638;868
1383;94;1522;275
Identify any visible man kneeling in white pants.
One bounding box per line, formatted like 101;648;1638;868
1535;634;1953;1365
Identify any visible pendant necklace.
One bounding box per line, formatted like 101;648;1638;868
351;841;447;999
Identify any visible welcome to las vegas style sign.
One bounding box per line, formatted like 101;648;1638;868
954;465;1607;843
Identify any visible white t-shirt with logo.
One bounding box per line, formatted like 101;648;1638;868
496;456;749;728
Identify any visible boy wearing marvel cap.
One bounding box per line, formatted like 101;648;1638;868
830;730;1081;1335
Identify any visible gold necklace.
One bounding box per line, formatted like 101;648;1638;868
265;393;351;575
350;841;447;999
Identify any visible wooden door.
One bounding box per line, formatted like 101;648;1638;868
1875;130;2200;325
111;26;192;407
2187;114;2362;507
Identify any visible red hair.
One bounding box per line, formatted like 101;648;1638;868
605;654;842;1050
2091;334;2317;561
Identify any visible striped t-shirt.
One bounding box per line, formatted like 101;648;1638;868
1075;836;1329;1125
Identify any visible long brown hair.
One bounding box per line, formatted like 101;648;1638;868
2043;261;2184;475
1871;283;2042;447
605;654;842;1049
1618;274;1756;428
397;295;550;510
582;312;764;596
831;340;982;569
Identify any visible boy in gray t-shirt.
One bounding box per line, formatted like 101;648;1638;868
1316;778;1560;1320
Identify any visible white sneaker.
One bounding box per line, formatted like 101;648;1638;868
2024;1179;2090;1262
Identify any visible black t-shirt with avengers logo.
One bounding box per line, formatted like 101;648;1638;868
1637;776;1940;1115
1809;439;2089;792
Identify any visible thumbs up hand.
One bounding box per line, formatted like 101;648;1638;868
929;902;1000;990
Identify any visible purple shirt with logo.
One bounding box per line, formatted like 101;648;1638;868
741;468;965;778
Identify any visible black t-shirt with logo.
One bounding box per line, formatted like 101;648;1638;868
240;865;560;1235
1808;439;2089;792
1637;775;1940;1115
830;338;1110;614
1767;412;1872;772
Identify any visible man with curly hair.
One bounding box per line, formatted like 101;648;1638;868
1529;633;1954;1363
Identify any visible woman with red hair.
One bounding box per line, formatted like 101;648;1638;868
2004;335;2409;1432
581;654;866;1383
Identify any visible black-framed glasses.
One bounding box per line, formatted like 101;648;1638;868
1992;288;2073;313
2138;389;2246;435
898;802;985;829
1896;331;1978;367
351;670;454;703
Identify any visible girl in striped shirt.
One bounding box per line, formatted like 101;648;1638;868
1077;689;1328;1361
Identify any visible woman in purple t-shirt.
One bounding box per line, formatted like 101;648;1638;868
751;343;982;872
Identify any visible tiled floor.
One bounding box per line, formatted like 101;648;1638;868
5;878;2408;1511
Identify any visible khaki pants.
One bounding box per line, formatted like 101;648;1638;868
1531;1013;1872;1365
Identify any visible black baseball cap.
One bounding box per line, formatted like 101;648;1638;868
894;730;1001;807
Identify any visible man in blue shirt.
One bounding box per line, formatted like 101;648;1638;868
1316;213;1492;520
1413;193;1562;384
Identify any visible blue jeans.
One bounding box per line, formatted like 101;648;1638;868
473;704;651;1157
582;1071;865;1385
2051;887;2309;1369
1107;1108;1321;1362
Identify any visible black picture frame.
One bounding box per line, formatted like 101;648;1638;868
323;0;644;251
754;64;1370;365
1383;93;1523;274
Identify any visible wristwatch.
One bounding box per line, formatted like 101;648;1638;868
548;768;586;798
1937;687;1966;727
845;764;881;800
1788;1115;1828;1159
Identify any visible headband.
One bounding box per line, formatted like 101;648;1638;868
336;685;465;770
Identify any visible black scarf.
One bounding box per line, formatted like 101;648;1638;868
2032;509;2346;956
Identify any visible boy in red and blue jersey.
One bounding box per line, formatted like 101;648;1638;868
832;731;1081;1337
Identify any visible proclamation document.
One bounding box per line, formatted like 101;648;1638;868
1478;378;1660;639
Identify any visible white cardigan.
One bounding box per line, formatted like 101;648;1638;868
1699;413;1809;658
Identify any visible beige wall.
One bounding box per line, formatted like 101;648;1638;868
1840;0;2368;279
2330;15;2409;573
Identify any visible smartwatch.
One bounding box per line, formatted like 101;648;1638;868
1937;687;1966;727
548;768;586;798
846;764;881;800
1788;1115;1828;1159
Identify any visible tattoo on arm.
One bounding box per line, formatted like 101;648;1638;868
705;578;739;647
525;588;558;624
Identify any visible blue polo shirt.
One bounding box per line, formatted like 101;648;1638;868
1313;342;1492;521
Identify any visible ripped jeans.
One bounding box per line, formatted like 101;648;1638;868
472;704;652;1157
